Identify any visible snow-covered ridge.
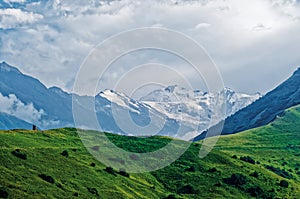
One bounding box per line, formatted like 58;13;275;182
99;85;260;139
141;85;260;120
99;89;143;114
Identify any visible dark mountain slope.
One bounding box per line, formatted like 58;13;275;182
0;112;31;130
0;61;73;127
194;67;300;141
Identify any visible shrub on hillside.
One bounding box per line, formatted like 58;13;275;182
214;182;222;187
38;174;55;184
247;186;274;198
104;167;116;176
56;183;63;189
208;167;218;173
118;168;130;177
90;163;96;167
185;166;196;172
223;174;247;187
11;149;27;160
279;180;289;188
247;186;263;197
0;187;8;198
265;165;293;179
177;185;197;194
61;150;69;157
240;156;255;164
163;194;177;199
87;187;99;196
250;171;259;178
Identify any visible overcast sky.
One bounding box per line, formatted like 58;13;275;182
1;0;300;95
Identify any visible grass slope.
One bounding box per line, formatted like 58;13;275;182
0;105;300;198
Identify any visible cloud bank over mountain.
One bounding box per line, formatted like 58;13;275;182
0;92;44;124
0;0;300;94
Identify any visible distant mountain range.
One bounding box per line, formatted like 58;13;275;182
0;61;260;139
140;85;260;139
193;67;300;141
142;85;260;123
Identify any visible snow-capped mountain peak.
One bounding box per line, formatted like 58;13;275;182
140;85;197;102
140;86;260;135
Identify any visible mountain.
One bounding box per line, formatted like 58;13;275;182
0;104;299;198
0;61;74;128
141;85;260;119
94;89;180;137
141;85;260;137
193;67;300;141
0;112;31;130
0;61;180;137
0;62;259;139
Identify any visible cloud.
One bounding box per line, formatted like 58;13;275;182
0;0;300;94
195;23;211;29
3;0;26;3
0;92;61;128
252;23;272;31
0;8;43;29
0;92;45;124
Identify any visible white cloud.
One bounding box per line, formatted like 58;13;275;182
0;8;43;29
0;93;45;124
4;0;26;3
195;23;211;29
252;23;272;31
0;0;300;94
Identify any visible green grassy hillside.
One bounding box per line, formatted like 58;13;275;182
0;105;300;198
